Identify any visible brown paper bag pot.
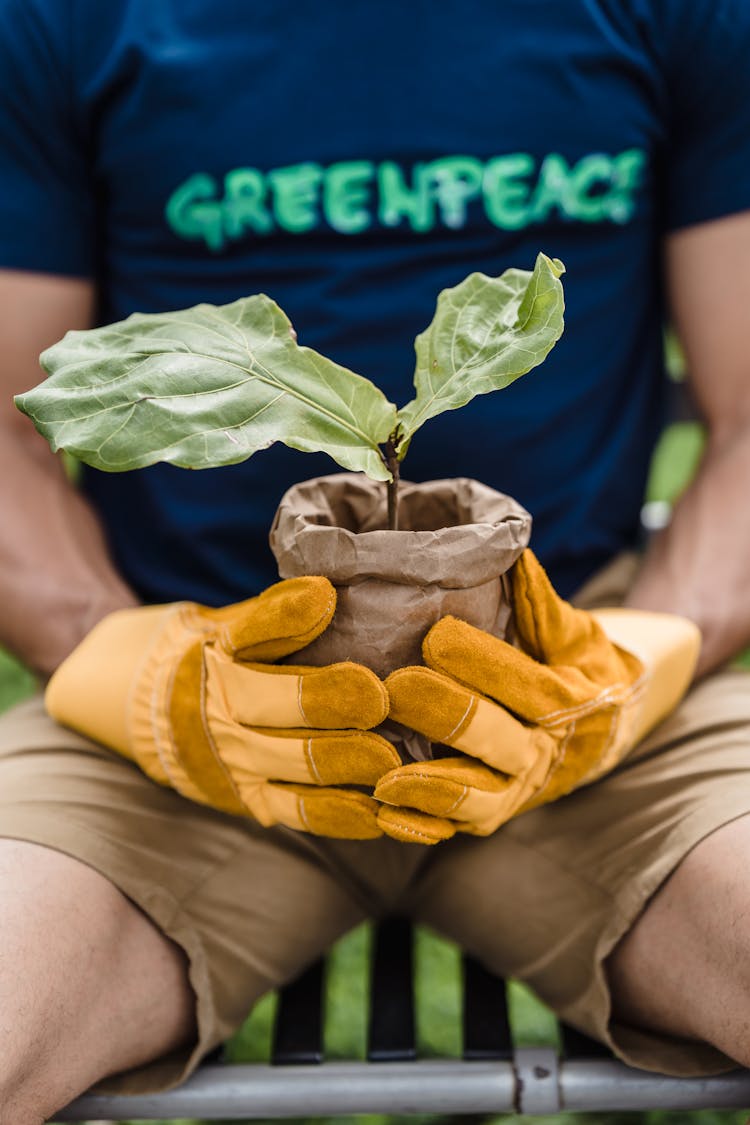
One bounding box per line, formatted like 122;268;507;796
270;474;532;761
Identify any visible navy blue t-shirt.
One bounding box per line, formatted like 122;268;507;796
2;0;750;603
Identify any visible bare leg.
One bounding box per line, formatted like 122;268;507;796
608;813;750;1066
0;839;195;1125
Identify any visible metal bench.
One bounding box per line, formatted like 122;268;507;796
56;916;750;1121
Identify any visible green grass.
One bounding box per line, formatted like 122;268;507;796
644;421;705;507
0;646;36;713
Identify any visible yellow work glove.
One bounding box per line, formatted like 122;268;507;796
375;549;701;845
46;577;400;839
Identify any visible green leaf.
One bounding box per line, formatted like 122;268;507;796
397;252;565;446
15;295;397;481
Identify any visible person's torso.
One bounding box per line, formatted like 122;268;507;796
71;0;671;601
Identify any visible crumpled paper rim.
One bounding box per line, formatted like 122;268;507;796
270;474;532;588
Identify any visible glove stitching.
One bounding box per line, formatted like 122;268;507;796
530;649;649;727
600;704;621;764
297;676;311;726
197;650;249;811
444;696;475;743
127;605;182;779
534;661;649;726
526;720;575;807
626;666;649;697
316;588;337;643
384;820;449;844
151;654;185;793
385;772;468;815
517;564;542;658
554;719;575;771
147;642;187;788
592;682;647;778
298;794;313;832
442;784;468;815
533;681;633;726
304;736;324;784
182;602;213;638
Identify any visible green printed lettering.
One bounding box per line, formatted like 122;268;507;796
165;147;648;249
529;154;574;223
424;156;483;229
482;153;534;229
568;154;615;222
378;161;433;232
268;163;323;232
165;173;225;251
606;147;646;223
323;161;374;233
223;168;273;237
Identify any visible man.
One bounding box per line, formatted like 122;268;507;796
1;0;750;1119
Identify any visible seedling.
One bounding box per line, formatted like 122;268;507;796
16;253;564;530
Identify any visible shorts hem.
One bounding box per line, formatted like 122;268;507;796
0;808;221;1096
588;802;750;1077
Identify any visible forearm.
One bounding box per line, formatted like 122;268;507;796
625;419;750;677
1;423;138;677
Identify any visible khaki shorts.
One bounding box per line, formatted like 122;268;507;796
2;555;750;1092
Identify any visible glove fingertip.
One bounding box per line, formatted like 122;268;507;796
422;615;464;665
423;615;505;674
384;665;434;699
377;806;456;845
225;575;337;660
302;662;388;728
307;731;401;786
384;664;425;687
512;549;588;660
375;767;470;818
385;666;474;744
299;789;383;840
423;617;515;693
511;550;546;655
263;575;338;636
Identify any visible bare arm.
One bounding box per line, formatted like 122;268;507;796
0;270;137;677
625;212;750;676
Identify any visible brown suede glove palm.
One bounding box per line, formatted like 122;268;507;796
375;550;700;844
46;576;400;838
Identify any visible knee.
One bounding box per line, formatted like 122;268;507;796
716;1024;750;1071
608;816;750;1068
0;1058;93;1125
0;1083;49;1125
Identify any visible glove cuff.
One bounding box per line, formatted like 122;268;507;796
45;604;174;755
592;607;701;744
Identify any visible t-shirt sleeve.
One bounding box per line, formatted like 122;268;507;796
0;0;95;276
663;0;750;231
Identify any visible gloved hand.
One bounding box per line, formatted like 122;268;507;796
375;550;701;844
45;576;400;838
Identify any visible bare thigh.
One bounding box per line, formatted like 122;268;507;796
0;838;195;1125
608;812;750;1068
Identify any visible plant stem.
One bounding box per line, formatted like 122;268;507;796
384;437;401;530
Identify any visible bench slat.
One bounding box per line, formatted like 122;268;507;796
271;956;324;1065
462;952;513;1060
367;915;416;1061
